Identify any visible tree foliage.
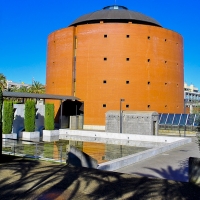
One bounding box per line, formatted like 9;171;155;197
2;101;14;134
30;81;45;94
0;73;6;91
24;100;36;132
0;88;2;158
45;104;54;130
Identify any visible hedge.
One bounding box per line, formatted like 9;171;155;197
45;103;54;130
0;89;2;137
2;101;14;134
24;100;36;132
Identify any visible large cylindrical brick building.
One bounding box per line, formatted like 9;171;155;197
46;5;184;130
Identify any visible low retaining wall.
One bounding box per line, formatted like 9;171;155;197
60;129;191;171
97;138;191;171
60;129;188;143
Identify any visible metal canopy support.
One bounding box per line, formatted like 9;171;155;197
60;100;63;129
120;99;125;133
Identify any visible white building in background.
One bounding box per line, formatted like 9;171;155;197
6;80;30;91
184;83;200;113
184;83;200;102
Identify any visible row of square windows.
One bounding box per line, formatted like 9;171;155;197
103;80;179;86
53;60;179;66
103;57;178;64
104;35;178;44
102;104;172;108
53;37;178;44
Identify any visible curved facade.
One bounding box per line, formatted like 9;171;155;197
46;6;184;128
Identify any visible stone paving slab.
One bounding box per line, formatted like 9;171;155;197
116;136;200;182
0;154;200;199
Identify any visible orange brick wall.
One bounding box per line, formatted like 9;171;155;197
46;23;184;126
46;27;75;113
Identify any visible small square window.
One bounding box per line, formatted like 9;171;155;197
165;39;167;42
126;81;129;84
104;57;107;61
104;34;107;38
103;80;106;84
147;105;150;108
126;35;130;38
126;58;130;61
165;82;167;85
148;81;150;85
126;104;129;108
165;105;167;107
147;59;150;62
165;61;167;63
147;36;150;40
103;104;106;108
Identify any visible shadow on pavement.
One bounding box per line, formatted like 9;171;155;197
0;154;200;199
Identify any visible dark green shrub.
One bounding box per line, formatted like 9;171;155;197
0;88;3;158
0;88;2;133
2;101;14;134
45;103;54;130
24;100;36;132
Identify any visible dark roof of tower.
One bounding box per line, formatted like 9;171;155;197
69;5;162;27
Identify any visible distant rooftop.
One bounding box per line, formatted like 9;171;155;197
69;5;162;27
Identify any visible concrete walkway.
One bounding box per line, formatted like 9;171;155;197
116;136;200;182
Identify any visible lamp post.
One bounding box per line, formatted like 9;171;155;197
120;98;125;133
184;99;186;137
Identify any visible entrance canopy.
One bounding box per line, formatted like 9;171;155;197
3;91;79;101
2;91;80;129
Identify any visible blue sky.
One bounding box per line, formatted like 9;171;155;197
1;0;200;87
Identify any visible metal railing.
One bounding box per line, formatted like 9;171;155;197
2;138;67;163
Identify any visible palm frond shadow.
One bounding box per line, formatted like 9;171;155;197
1;154;200;200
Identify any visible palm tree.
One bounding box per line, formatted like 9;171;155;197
30;81;45;94
0;73;7;91
18;85;31;93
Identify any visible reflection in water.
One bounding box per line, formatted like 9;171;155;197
83;142;107;164
2;137;153;164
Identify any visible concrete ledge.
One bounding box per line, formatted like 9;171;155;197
22;131;40;140
97;138;191;171
60;134;167;148
60;129;188;143
60;129;191;171
43;135;59;142
2;133;17;139
43;130;59;137
2;133;17;147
